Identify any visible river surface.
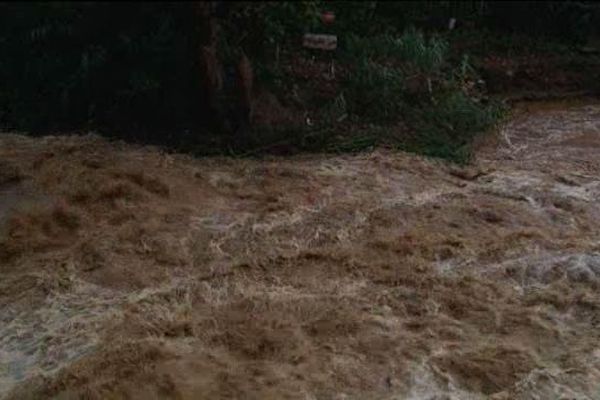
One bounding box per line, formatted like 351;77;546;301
1;100;600;399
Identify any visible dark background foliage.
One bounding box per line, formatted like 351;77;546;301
0;1;597;156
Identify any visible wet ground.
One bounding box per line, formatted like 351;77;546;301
1;100;600;399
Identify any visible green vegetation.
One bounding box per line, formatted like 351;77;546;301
0;2;595;163
317;29;504;161
408;92;504;162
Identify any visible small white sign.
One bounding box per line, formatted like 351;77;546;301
303;34;337;50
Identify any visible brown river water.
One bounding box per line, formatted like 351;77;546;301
1;99;600;399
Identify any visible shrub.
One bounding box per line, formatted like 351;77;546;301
338;28;502;162
408;92;505;162
342;29;448;74
343;59;405;121
341;30;450;119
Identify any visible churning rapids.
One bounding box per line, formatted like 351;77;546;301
1;100;600;399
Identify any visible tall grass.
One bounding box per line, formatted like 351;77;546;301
338;28;504;162
409;92;505;162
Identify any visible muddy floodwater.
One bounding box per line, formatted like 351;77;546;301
1;100;600;399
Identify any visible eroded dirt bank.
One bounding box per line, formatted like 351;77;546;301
1;100;600;399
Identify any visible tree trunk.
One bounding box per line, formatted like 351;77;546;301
196;2;223;128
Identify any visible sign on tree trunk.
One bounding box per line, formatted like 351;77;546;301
303;34;337;50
